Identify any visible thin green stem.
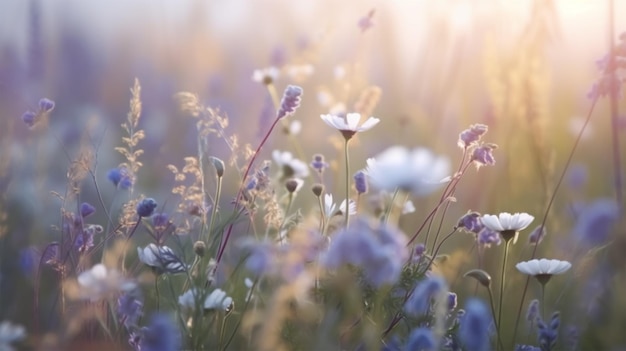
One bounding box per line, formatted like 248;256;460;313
344;139;350;228
206;175;223;244
498;239;511;341
488;287;505;351
541;282;546;321
382;188;400;224
155;276;160;311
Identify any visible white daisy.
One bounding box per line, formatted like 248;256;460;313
252;66;279;84
75;264;136;301
516;259;572;276
320;112;380;139
178;288;233;312
481;212;534;243
481;212;534;232
137;243;188;275
272;150;309;178
365;146;450;196
324;193;357;217
0;321;26;351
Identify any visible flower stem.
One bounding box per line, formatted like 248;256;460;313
498;239;511;342
487;287;505;351
344;139;351;228
206;175;222;244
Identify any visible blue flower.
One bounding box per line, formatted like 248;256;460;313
80;202;96;218
107;167;133;189
458;298;492;351
477;228;502;248
404;276;448;317
21;111;37;128
118;292;143;329
353;170;368;194
406;327;437;350
573;198;620;246
537;312;560;351
137;198;158;218
323;217;408;287
38;98;55;112
457;211;484;234
135;313;180;351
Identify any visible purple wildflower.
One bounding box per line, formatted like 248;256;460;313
447;292;458;311
406;327;437;351
412;243;426;262
353;170;368;194
80;202;96;218
276;85;303;120
457;211;484;234
573;198;620;246
323;217;408;287
477;228;502;248
404;276;448;316
458;124;488;149
243;240;276;277
528;225;546;245
38;98;55;112
151;212;169;229
21;111;36;128
137;198;158;218
537;312;560;351
358;9;376;32
133;313;180;351
526;299;540;327
118;292;143;329
107;167;133;189
458;298;492;351
311;154;329;174
471;143;497;169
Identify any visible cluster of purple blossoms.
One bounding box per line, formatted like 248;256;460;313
21;98;55;128
129;313;180;351
458;299;492;351
323;217;408;287
107;166;134;190
457;211;502;248
457;123;497;169
276;85;303;120
404;275;448;317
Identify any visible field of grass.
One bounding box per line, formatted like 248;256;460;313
0;1;625;350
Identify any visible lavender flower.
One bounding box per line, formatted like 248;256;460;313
118;292;143;329
447;292;458;311
457;211;484;234
458;298;492;351
21;111;36;128
357;9;375;32
80;202;96;218
137;198;158;218
537;312;560;351
458;124;488;149
20;98;55;128
525;299;540;333
323;217;408;287
471;143;497;169
475;227;500;247
406;327;437;351
353;170;368;194
572;197;620;246
38;98;55;112
528;225;546;245
107;166;133;189
134;313;181;351
276;85;303;120
404;276;448;316
311;154;329;174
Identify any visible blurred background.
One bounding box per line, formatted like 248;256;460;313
1;0;625;347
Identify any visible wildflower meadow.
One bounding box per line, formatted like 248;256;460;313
1;1;626;350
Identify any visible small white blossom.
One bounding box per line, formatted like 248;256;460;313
252;67;279;84
365;146;450;195
137;244;187;275
516;259;572;276
481;212;534;232
75;264;136;301
272;150;309;178
324;193;357;218
178;288;233;312
0;321;26;351
320;112;380;134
